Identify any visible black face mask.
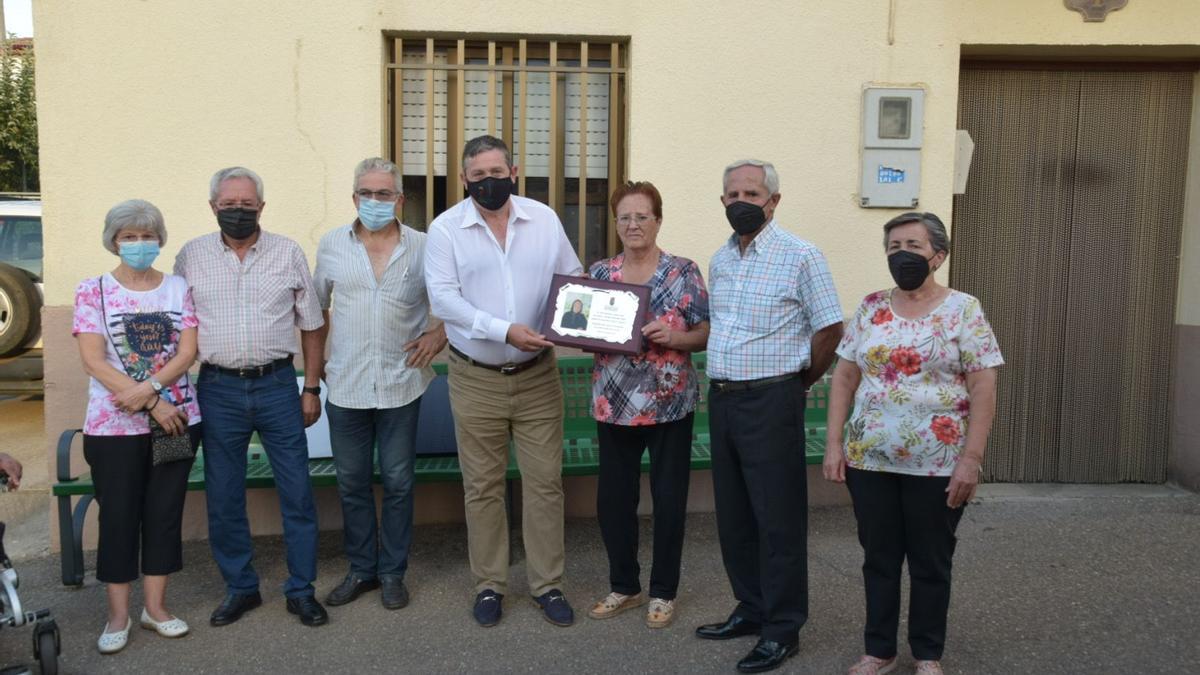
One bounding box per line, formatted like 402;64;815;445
888;250;933;291
216;208;260;240
725;200;768;236
466;176;515;212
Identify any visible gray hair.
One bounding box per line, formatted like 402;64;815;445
102;199;167;254
354;157;403;194
723;159;780;195
209;166;264;202
461;135;513;171
882;212;951;254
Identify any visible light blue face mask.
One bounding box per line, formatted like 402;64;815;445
118;240;161;271
357;198;397;232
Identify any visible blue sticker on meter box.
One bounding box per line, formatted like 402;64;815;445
877;166;906;184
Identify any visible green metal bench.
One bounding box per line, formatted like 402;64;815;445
52;353;829;586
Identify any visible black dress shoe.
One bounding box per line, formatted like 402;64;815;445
325;574;380;607
286;595;329;627
695;614;762;640
736;638;798;673
380;576;409;610
210;591;263;627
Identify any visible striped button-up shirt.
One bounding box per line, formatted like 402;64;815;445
174;230;324;368
707;221;843;381
313;222;434;409
425;195;583;365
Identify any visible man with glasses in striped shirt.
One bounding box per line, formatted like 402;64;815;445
695;159;844;673
312;157;446;612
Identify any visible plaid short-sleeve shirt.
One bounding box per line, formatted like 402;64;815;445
174;230;324;368
707;222;843;381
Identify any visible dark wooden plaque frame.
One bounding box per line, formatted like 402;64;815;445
540;274;650;355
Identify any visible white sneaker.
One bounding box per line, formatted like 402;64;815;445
97;617;131;654
140;608;190;638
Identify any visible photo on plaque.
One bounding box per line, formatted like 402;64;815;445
558;293;592;330
541;274;650;355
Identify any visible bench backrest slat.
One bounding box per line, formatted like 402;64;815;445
434;352;830;437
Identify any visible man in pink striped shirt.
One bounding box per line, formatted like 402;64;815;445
174;166;328;629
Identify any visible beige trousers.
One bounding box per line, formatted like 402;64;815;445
447;351;565;597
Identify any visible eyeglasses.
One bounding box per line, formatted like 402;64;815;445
355;189;400;201
215;201;260;210
616;214;655;226
115;232;159;242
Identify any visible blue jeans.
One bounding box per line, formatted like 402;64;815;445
325;399;421;580
197;364;318;599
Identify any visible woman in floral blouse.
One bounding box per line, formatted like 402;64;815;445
586;181;709;628
823;212;1003;675
73;200;200;654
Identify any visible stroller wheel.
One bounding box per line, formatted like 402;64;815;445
36;633;56;675
32;620;59;675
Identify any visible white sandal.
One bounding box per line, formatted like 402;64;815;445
645;598;676;628
848;654;897;675
587;591;646;619
97;617;132;654
140;608;189;638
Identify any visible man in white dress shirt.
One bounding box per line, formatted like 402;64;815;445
312;157;446;612
425;135;583;628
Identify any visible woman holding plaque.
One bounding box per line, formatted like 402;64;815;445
73;199;200;653
586;181;710;628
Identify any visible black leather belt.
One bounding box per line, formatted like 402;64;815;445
710;371;805;393
448;345;548;375
201;357;293;379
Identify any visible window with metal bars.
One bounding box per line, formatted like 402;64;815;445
385;35;628;267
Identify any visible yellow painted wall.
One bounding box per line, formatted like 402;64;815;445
958;0;1200;45
30;0;1200;537
33;0;1200;311
1179;74;1200;326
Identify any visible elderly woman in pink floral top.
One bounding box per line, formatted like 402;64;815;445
73;200;199;654
823;213;1003;675
586;181;709;629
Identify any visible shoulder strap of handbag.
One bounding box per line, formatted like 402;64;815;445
97;274;136;380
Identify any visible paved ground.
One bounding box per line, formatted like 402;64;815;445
1;485;1197;674
0;396;49;529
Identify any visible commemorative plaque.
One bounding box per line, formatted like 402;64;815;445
541;274;650;355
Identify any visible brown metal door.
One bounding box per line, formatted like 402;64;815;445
952;66;1193;482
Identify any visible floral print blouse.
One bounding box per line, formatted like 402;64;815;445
836;289;1004;476
589;252;710;426
72;273;201;436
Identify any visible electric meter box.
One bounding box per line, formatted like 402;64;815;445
860;87;925;208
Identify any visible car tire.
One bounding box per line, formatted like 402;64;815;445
0;264;41;357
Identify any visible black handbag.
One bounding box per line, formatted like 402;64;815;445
98;275;196;466
146;417;195;466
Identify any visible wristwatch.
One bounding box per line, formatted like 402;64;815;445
303;385;321;396
148;376;163;393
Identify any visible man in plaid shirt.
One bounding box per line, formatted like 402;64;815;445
175;167;328;629
695;159;844;674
